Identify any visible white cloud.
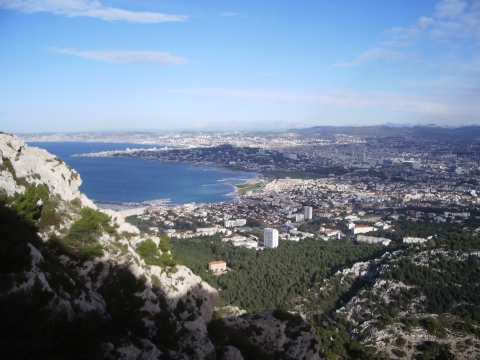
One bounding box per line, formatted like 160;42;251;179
49;48;188;65
386;0;480;41
435;0;469;18
220;11;246;18
0;0;187;23
335;48;405;67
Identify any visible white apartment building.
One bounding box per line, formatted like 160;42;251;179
235;219;247;226
224;219;247;227
303;206;313;220
224;220;237;227
264;228;279;248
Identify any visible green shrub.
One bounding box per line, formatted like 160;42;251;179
12;184;49;224
392;348;406;358
421;317;441;334
61;207;113;258
159;235;172;252
135;239;178;267
417;341;453;360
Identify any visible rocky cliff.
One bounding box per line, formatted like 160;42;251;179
0;133;321;360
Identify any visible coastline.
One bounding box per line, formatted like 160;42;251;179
28;141;263;206
225;178;264;197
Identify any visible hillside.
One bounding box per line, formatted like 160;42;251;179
173;226;480;359
0;133;320;360
289;125;480;140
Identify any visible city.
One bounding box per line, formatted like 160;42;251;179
84;126;480;255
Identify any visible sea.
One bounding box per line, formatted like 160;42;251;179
27;142;259;206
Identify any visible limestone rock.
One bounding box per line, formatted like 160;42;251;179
221;346;244;360
222;310;321;360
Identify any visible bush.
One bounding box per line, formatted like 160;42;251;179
421;317;441;334
12;184;49;224
159;235;172;252
392;348;406;358
62;207;113;257
135;239;178;267
417;341;453;360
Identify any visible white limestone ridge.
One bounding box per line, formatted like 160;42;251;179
0;133;94;206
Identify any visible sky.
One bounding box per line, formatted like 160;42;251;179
1;0;479;133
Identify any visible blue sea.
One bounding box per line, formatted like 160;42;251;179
27;142;258;205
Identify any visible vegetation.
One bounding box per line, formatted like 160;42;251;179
125;215;157;233
62;207;115;258
369;219;458;244
0;198;42;279
235;182;262;195
383;246;480;315
172;237;389;312
0;195;180;358
12;183;49;224
135;237;178;267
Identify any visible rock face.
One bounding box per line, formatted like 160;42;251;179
220;310;321;360
0;133;220;359
0;134;91;205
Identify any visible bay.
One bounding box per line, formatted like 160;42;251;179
27;142;258;205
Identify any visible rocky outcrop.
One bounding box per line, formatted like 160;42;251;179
0;134;92;206
0;133;220;359
221;310;321;360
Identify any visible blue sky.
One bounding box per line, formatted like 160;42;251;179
1;0;479;133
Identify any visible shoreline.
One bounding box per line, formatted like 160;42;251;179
224;178;262;197
29;141;264;207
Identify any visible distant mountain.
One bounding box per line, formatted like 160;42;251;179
289;125;480;140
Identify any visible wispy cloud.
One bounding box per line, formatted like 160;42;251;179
337;1;480;68
220;11;246;18
48;48;188;65
387;0;480;42
169;88;455;116
0;0;187;23
335;48;406;67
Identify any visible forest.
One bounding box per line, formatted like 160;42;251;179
172;218;480;359
172;237;390;312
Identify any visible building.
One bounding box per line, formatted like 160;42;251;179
235;219;247;227
208;261;227;272
264;228;279;248
196;227;229;236
357;235;391;246
402;161;421;170
294;213;305;222
224;220;237;227
283;153;297;160
116;207;146;218
303;206;313;220
352;225;375;235
403;237;427;244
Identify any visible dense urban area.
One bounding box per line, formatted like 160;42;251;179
61;126;480;248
